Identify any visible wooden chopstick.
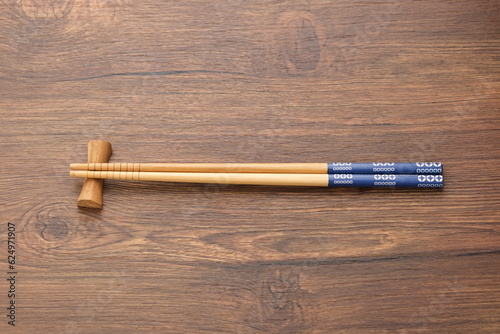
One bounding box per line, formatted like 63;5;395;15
70;170;444;188
70;162;443;174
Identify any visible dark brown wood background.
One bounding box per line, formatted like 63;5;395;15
1;0;499;333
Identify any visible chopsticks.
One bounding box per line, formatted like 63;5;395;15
70;162;444;188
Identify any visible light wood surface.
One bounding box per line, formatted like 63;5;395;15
1;0;499;333
71;170;330;187
76;140;112;209
71;162;328;173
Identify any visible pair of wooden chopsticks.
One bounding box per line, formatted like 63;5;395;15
70;162;444;188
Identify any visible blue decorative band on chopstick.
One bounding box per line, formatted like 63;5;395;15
328;174;444;188
327;162;442;174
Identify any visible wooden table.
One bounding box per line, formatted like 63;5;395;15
1;1;499;333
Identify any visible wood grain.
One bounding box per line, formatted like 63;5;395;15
0;0;499;333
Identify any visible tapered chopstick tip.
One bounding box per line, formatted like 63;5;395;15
70;163;88;170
